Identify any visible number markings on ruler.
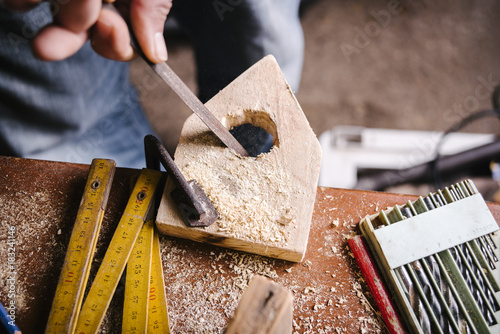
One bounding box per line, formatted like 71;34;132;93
148;226;170;333
75;168;162;334
122;219;154;333
45;159;116;334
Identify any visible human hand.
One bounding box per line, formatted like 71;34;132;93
3;0;172;63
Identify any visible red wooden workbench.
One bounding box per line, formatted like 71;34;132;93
0;156;498;333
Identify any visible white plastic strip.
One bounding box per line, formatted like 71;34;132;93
374;194;499;269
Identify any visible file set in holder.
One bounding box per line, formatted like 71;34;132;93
360;180;500;334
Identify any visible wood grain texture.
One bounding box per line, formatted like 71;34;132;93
225;275;293;334
156;55;323;262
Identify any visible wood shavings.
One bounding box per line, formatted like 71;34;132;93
160;240;283;333
313;303;326;312
277;208;295;226
303;287;316;294
337;296;348;304
0;192;60;308
180;142;295;246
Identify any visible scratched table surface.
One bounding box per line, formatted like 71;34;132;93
1;156;499;333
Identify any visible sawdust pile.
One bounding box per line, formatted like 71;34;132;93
159;231;386;334
0;190;69;317
180;142;296;245
160;237;279;332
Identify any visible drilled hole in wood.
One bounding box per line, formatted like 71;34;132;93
230;123;273;157
223;110;278;157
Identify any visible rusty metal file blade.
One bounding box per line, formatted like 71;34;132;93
150;62;249;157
105;3;249;157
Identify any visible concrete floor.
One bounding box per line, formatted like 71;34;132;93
130;0;500;195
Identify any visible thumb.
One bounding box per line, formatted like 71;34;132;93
129;0;172;63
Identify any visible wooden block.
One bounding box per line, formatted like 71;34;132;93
156;55;322;262
225;275;293;334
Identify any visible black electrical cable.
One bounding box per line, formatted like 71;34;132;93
493;82;500;110
431;84;500;189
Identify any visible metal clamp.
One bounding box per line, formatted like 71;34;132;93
144;135;218;227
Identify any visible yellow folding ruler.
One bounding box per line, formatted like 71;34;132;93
123;220;170;333
45;159;169;334
45;159;115;333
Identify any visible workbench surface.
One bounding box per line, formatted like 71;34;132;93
1;156;499;333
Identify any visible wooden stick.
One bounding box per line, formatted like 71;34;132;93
225;275;293;334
